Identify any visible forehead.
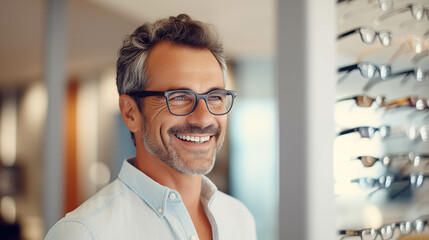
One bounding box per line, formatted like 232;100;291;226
145;41;224;92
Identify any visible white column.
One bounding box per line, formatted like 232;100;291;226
43;0;67;231
278;0;336;239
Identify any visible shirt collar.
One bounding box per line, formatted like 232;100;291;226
118;158;218;217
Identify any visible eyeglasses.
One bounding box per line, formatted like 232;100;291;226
338;228;378;240
336;95;385;107
127;89;237;116
379;218;428;239
338;62;392;80
337;126;390;138
376;3;429;23
338;0;396;25
339;216;429;240
352;152;429;167
362;67;429;91
390;67;429;82
337;27;392;46
352;172;429;190
384;95;429;110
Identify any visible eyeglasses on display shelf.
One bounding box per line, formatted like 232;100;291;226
352;152;429;168
352;172;429;190
337;126;391;138
390;67;429;83
338;0;396;24
337;125;429;141
375;3;429;24
384;95;429;111
354;36;429;65
336;95;429;111
336;95;386;107
338;62;392;82
338;215;429;240
336;0;429;238
388;36;429;64
337;26;392;46
337;0;395;12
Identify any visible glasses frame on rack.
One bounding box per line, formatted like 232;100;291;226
337;27;392;46
338;62;392;81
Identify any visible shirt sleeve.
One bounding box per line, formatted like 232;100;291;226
44;220;95;240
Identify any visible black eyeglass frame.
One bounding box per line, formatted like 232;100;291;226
337;126;391;138
337;27;392;46
338;62;392;80
127;89;237;116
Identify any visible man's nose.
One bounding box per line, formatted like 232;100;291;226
185;99;213;127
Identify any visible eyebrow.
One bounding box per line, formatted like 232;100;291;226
165;87;225;94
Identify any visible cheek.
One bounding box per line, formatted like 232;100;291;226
217;116;228;133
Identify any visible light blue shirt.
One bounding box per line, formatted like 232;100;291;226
45;158;257;240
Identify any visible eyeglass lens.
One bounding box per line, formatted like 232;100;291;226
359;28;391;46
379;219;429;239
378;0;393;12
410;172;426;189
358;126;390;138
358;63;391;80
415;67;427;81
360;156;378;167
355;96;375;107
167;90;233;115
361;228;378;240
380;223;395;239
410;4;428;21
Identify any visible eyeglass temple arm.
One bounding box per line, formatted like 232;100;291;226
127;91;165;98
412;49;429;64
337;28;359;40
374;5;411;25
355;37;405;62
336;96;358;103
337;127;360;136
388;41;411;65
338;64;358;73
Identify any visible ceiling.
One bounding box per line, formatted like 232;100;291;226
0;0;275;88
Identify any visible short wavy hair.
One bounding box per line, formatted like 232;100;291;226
116;13;226;97
116;14;227;145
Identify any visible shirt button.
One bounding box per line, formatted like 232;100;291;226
169;193;177;200
157;208;163;214
190;235;198;240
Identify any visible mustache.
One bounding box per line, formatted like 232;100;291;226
168;124;220;136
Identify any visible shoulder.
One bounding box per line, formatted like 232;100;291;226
45;180;130;240
65;179;129;219
211;191;255;225
212;191;253;218
211;191;257;239
44;219;95;240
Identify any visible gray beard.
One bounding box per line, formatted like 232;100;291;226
140;117;224;175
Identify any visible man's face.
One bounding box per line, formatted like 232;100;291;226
139;41;227;175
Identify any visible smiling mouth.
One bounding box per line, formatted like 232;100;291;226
175;134;211;143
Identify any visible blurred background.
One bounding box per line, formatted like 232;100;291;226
335;0;429;239
0;0;278;239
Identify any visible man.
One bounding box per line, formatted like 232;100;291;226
45;14;257;240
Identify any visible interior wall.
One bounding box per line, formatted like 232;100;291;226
278;0;337;239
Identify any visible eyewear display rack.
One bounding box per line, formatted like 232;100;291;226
335;0;429;240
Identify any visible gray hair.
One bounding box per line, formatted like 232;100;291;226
116;14;227;145
116;14;227;97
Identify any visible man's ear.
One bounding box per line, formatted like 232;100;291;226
119;94;142;134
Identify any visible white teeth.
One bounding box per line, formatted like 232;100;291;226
176;135;210;143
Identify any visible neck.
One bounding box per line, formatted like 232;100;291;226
134;144;203;209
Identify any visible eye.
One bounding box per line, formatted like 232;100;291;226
208;95;223;101
171;95;187;101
